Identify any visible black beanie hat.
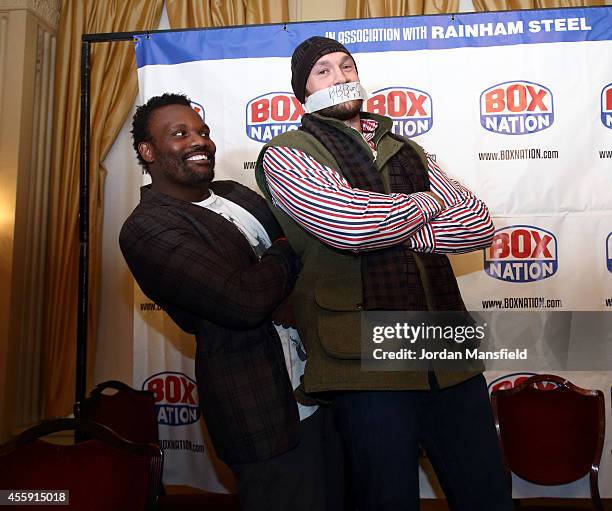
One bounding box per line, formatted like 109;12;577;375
291;36;355;104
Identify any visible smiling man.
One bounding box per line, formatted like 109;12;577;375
255;37;513;511
120;93;342;510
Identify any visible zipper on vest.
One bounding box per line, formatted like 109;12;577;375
358;131;377;161
343;124;377;162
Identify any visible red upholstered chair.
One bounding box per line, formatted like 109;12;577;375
75;380;241;511
74;380;159;444
491;374;605;510
0;418;163;511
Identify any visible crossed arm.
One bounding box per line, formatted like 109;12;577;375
262;146;495;254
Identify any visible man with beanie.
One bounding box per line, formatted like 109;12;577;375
254;37;514;511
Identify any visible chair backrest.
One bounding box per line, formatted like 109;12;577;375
491;374;605;486
75;380;159;444
0;418;163;511
76;381;242;509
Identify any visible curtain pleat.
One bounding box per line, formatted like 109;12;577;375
166;0;288;28
42;0;163;418
473;0;605;11
346;0;459;17
347;0;604;16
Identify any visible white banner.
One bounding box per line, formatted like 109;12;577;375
133;282;229;491
133;7;612;498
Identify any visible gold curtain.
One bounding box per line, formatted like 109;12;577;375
472;0;606;10
346;0;459;17
42;0;163;418
166;0;289;27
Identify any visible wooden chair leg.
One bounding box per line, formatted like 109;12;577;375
589;467;603;511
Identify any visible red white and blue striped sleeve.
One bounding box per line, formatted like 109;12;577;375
407;158;495;253
262;146;443;251
262;146;494;253
426;158;465;206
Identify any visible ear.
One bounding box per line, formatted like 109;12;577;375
138;141;155;164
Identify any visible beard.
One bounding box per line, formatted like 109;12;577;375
316;99;363;121
157;151;215;186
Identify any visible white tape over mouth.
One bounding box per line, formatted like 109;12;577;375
304;82;368;113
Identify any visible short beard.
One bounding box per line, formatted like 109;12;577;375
316;99;363;121
158;154;215;186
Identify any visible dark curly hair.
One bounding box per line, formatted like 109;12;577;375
131;93;192;171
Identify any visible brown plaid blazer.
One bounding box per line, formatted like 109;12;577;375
119;181;300;465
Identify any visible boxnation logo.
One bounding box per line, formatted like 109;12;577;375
607;232;612;273
246;92;304;143
484;225;558;283
143;371;200;426
602;83;612;129
480;81;554;135
488;372;558;394
190;100;205;121
366;87;433;138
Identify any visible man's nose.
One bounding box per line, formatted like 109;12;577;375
331;65;349;85
190;131;210;146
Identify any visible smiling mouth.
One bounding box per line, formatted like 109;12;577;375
185;153;211;161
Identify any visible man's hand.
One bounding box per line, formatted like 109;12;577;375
425;191;446;210
272;295;296;328
266;237;301;279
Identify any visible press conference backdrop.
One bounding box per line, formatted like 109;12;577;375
131;7;612;497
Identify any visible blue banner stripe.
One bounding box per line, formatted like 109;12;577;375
136;7;612;68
